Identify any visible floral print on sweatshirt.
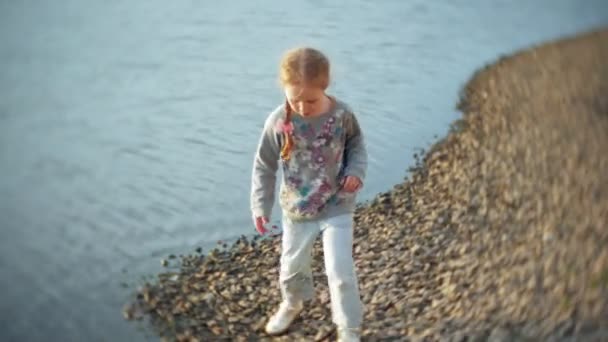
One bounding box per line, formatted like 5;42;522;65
251;97;368;222
278;109;349;219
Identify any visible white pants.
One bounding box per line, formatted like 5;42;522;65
279;213;363;329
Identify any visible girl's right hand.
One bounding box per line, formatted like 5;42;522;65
254;216;272;235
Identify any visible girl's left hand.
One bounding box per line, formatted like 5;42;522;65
341;176;363;193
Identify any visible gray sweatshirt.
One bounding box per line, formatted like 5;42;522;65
250;97;367;222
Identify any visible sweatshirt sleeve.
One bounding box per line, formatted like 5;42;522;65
250;114;281;219
343;110;368;182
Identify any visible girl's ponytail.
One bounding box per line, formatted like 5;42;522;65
280;100;294;161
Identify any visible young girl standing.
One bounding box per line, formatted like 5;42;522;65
250;47;367;341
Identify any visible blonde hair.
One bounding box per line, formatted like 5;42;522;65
278;47;331;161
279;47;330;88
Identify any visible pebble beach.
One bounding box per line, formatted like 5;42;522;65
123;28;608;341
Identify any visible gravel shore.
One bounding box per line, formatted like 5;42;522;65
124;28;608;341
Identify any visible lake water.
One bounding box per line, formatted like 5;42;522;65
1;1;606;341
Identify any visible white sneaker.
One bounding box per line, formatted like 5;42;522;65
337;327;360;342
264;301;303;335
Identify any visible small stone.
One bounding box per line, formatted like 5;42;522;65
411;244;422;254
252;317;267;332
203;292;215;303
450;331;466;342
488;327;511;342
314;325;333;341
211;326;223;335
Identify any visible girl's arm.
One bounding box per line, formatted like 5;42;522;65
343;111;368;183
250;116;281;220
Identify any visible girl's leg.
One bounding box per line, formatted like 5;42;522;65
266;216;319;335
279;215;319;304
321;214;363;330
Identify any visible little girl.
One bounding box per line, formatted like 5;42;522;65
250;47;367;341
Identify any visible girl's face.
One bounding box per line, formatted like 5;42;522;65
283;84;328;117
